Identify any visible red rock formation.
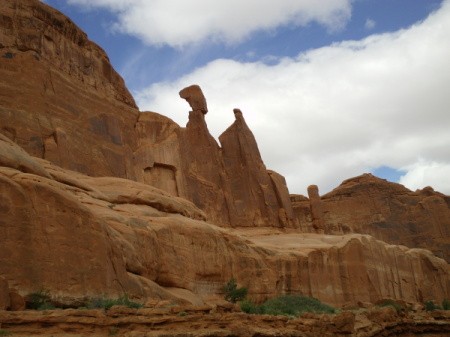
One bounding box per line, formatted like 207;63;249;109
1;139;448;307
0;0;292;228
219;109;295;227
0;276;10;310
0;0;139;178
0;0;449;314
0;306;449;337
291;174;450;262
307;185;326;233
179;84;208;114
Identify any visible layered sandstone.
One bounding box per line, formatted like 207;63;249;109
0;0;293;228
0;306;449;337
291;174;450;262
1;138;449;307
0;0;449;316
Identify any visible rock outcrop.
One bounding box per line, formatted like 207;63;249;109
291;174;450;262
1;139;448;307
0;306;449;337
219;109;295;227
0;276;10;310
179;84;208;114
0;0;449;317
0;0;292;228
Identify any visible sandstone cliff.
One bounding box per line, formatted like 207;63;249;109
0;0;449;313
291;174;450;262
0;0;293;228
0;136;449;307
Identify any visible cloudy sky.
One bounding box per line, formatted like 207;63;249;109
42;0;449;196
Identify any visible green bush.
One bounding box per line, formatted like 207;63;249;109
442;299;450;310
86;295;142;310
240;295;335;316
223;278;248;303
26;290;54;310
240;299;262;314
424;300;441;311
376;299;403;312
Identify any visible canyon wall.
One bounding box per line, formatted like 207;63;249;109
0;0;293;228
0;0;449;309
291;174;450;262
0;135;448;307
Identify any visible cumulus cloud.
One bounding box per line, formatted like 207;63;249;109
365;18;376;30
399;161;450;193
136;1;450;195
66;0;353;47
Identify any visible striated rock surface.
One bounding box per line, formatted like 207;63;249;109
0;0;292;228
1;138;449;307
0;276;10;310
0;0;449;324
219;109;295;227
0;0;139;179
0;306;449;337
291;174;450;262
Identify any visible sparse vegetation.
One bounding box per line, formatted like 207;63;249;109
442;299;450;310
376;299;403;312
424;300;441;311
0;329;11;336
86;295;142;310
223;278;248;303
26;290;55;310
240;295;335;316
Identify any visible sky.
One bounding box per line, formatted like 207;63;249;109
41;0;450;196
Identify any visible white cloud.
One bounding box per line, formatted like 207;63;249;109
399;161;450;193
66;0;353;47
365;18;376;30
136;1;450;196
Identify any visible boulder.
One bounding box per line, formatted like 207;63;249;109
179;85;208;114
9;291;26;311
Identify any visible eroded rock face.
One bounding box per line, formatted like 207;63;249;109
0;276;10;310
291;174;450;262
0;0;449;311
0;139;449;307
179;85;208;114
0;0;139;179
0;0;292;229
219;109;295;227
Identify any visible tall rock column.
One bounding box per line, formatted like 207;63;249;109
219;109;288;227
178;85;232;226
308;185;326;233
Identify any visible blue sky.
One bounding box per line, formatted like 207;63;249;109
42;0;450;196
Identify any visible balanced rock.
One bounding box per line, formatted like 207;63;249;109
179;84;208;114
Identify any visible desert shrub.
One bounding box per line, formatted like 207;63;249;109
240;299;262;314
86;295;142;310
241;295;335;316
0;329;11;336
424;300;441;311
26;290;54;310
442;299;450;310
223;278;248;303
376;299;403;312
261;295;335;316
